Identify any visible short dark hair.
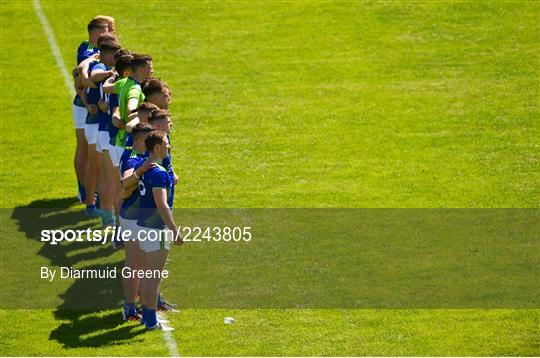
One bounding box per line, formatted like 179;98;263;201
132;123;154;140
142;78;168;98
115;54;133;75
87;18;108;34
138;102;160;116
130;53;152;72
144;131;167;153
114;49;131;60
99;39;121;54
97;33;119;48
147;109;170;125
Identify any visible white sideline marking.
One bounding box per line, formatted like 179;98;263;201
159;313;180;357
33;0;75;97
33;2;180;356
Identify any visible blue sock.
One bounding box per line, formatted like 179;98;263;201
157;293;162;306
78;183;86;202
86;204;96;210
124;302;137;316
146;309;157;327
141;304;148;323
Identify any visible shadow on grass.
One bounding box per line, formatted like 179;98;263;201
11;197;145;348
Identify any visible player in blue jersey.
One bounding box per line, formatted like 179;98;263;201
96;84;117;225
123;102;160;149
118;123;155;320
130;106;180;315
72;17;110;204
84;39;121;218
147;109;178;190
137;131;183;330
105;51;133;169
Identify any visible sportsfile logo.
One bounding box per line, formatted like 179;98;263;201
41;227;137;245
40;226;252;245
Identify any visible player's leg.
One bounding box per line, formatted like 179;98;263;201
139;229;171;328
110;146;123;220
75;129;88;201
95;149;105;210
121;218;144;321
98;134;115;226
72;104;88;202
142;249;168;328
84;123;101;216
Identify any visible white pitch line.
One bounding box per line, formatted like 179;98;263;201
33;0;75;97
159;313;180;357
32;2;180;356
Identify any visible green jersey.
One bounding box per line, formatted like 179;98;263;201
115;77;145;147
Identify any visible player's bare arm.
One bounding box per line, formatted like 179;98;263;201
97;98;108;113
102;75;117;93
81;90;97;115
78;54;99;88
112;107;125;129
124;98;140;133
153;188;182;245
90;68;114;85
125;116;140;133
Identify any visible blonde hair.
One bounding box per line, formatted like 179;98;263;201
94;15;116;33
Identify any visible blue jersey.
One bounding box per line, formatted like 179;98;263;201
125;134;133;148
137;164;173;229
77;40;98;65
125;134;174;201
85;62;110;125
73;41;99;107
108;93;119;145
162;147;174;204
98;84;112;132
163;134;175;201
119;149;147;220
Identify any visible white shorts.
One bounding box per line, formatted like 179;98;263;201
136;225;172;253
84;123;99;145
119;217;139;240
72;104;87;129
97;131;111;153
108;145;125;167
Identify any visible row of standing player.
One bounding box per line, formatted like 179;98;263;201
72;16;183;330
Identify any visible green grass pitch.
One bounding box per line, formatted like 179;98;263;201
0;0;538;356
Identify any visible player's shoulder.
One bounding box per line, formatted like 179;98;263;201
148;164;168;180
125;78;141;90
116;77;128;86
148;163;166;174
119;78;138;95
77;40;90;52
124;77;136;86
77;40;96;56
113;77;126;91
120;148;133;162
130;150;146;162
128;82;142;93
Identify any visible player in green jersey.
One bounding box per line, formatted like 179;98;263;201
115;54;153;148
